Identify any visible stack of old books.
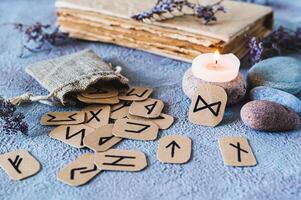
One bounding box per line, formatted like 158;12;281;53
56;0;273;62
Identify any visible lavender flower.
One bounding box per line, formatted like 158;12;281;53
248;37;263;65
13;22;69;57
132;0;225;25
194;1;226;25
0;97;28;135
132;0;187;22
248;26;301;65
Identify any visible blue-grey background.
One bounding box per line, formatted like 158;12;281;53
0;0;301;199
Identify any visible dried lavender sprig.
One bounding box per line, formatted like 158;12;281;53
132;0;189;22
132;0;225;25
248;37;263;65
248;26;301;65
193;1;226;25
12;22;69;57
0;97;28;135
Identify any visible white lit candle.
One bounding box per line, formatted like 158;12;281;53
191;51;240;83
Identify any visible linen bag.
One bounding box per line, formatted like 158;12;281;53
10;49;129;106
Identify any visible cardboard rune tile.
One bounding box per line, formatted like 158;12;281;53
188;84;227;127
112;118;159;141
77;94;120;104
49;124;95;148
157;135;192;164
40;111;86;125
94;149;147;171
57;153;101;186
81;87;118;99
218;136;257;167
129;98;164;118
110;101;132;120
82;105;110;128
0;149;41;180
128;113;174;130
119;87;153;101
83;124;122;152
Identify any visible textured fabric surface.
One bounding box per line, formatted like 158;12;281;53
26;49;129;104
0;0;301;200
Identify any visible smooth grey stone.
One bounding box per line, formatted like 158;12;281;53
247;56;301;94
182;68;246;105
241;100;300;132
250;86;301;113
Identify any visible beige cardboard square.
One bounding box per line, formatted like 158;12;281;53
82;105;110;128
112;118;159;141
40;111;86;125
110;101;132;120
77;94;120;105
129;98;164;118
94;149;147;171
57;153;101;187
49;124;95;148
0;149;41;180
157;135;192;164
128;113;174;130
81;87;118;99
188;84;227;127
119;87;153;101
84;124;122;152
218;136;257;167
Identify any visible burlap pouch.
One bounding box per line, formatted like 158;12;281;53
10;49;129;106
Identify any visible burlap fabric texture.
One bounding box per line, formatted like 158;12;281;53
10;49;129;106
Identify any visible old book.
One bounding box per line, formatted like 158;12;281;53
56;0;273;62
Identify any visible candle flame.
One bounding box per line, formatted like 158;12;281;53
214;50;220;64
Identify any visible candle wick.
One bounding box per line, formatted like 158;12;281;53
215;60;218;64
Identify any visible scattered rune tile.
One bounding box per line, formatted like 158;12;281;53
188;84;227;127
40;111;86;125
77;94;120;105
128;113;174;130
84;124;122;152
57;153;101;187
81;87;118;99
110;101;132;120
112;118;159;141
0;149;41;180
94;149;147;172
49;124;95;148
82;105;110;128
129;98;164;118
157;135;192;164
218;136;257;167
119;87;153;101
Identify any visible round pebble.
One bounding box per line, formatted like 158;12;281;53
247;56;301;94
241;100;300;132
182;68;246;105
250;86;301;114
